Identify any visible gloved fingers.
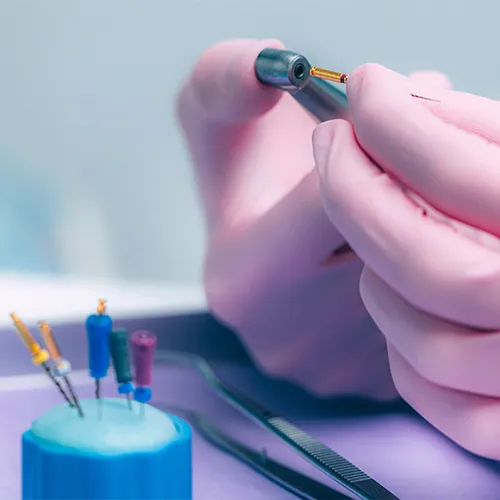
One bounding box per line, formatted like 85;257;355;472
178;38;284;124
360;266;500;397
346;63;500;238
386;343;500;460
205;167;348;296
314;119;500;330
177;39;319;231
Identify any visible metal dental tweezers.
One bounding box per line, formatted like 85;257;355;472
155;350;400;500
159;404;349;499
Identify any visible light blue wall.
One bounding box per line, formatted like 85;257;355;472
0;0;496;282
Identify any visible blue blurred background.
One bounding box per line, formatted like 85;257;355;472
0;0;496;282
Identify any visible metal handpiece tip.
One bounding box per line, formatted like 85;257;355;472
255;48;312;91
254;47;350;123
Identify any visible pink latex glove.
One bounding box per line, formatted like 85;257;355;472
176;39;397;401
314;63;500;460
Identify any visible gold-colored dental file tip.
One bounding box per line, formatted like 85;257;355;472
310;66;348;84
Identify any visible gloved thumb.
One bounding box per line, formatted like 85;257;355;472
177;39;285;124
311;67;455;254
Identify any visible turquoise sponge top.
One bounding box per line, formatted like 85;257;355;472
31;397;177;455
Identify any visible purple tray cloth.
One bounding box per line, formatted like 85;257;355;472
2;361;500;499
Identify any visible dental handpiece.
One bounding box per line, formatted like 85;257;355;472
255;48;349;123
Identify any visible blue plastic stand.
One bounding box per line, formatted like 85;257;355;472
22;413;192;500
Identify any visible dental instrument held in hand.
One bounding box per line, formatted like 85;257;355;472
156;350;400;500
255;48;439;123
255;48;349;122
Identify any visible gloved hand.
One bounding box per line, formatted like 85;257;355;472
176;39;397;400
315;63;500;459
